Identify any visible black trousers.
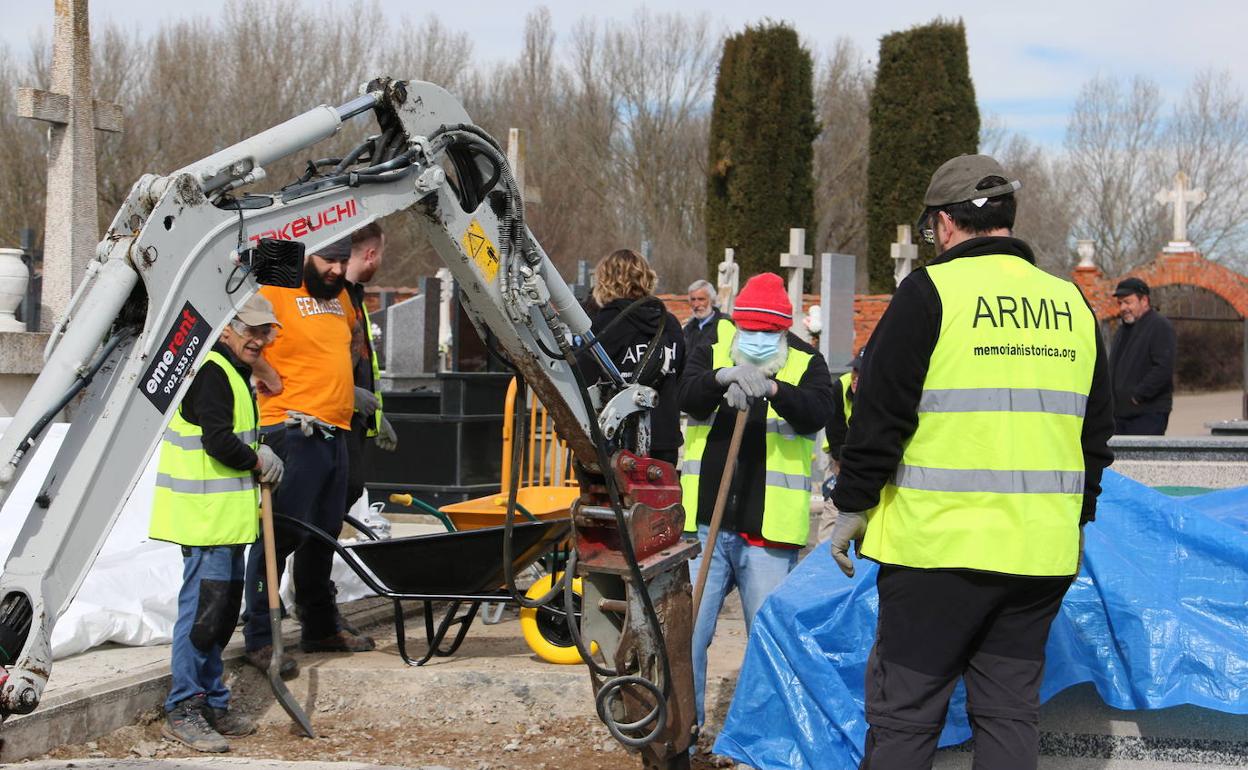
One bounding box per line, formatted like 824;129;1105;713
243;424;349;649
860;566;1072;770
1114;411;1169;436
344;413;369;513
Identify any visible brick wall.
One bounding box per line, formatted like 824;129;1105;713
1072;249;1248;321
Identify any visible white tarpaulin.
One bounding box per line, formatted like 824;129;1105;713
0;419;375;660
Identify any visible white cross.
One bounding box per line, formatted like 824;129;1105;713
17;0;123;331
716;247;739;312
506;127;542;205
780;228;813;340
891;225;918;287
1155;171;1205;250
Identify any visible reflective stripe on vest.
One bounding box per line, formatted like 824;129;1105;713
150;351;260;547
680;328;815;546
362;303;384;438
860;254;1097;577
822;371;854;453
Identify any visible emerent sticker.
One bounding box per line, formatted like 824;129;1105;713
139;301;212;413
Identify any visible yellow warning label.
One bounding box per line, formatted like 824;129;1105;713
462;219;500;283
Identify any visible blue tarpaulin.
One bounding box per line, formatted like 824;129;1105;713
714;470;1248;769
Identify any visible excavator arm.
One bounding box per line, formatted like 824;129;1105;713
0;79;695;769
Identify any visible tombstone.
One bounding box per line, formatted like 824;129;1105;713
820;253;856;374
381;277;440;389
17;0;122;331
779;228;813;340
1156;171;1206;253
891;225;918;287
717;247;739;312
572;259;592;304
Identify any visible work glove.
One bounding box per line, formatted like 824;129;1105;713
256;444;285;486
715;365;770;399
284;410;337;438
354;386;380;419
376;415;399;452
724;382;750;411
829;510;868;578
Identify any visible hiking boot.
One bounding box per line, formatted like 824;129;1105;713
162;698;228;753
243;645;298;679
300;628;376;653
201;704;257;737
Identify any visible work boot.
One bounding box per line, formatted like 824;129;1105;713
300;628;376;653
201;704;257;737
243;645;298;679
162;697;228;753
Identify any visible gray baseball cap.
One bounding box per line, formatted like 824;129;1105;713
235;293;282;328
923;154;1021;207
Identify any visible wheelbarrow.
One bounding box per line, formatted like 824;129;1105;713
275;513;571;666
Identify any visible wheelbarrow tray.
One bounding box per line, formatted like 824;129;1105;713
274;514;571;666
438;486;579;531
347;518;570;595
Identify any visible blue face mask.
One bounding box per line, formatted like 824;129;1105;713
737;330;782;361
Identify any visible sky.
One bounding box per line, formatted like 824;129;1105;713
4;0;1247;149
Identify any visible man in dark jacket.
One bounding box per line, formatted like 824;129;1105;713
677;272;833;732
683;279;734;356
831;154;1114;770
1110;277;1176;435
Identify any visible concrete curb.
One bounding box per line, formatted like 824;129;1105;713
0;599;414;763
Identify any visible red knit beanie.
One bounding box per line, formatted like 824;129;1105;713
732;273;792;331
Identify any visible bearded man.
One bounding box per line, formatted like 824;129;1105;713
241;237;376;676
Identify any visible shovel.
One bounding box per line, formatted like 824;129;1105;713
260;482;316;738
691;407;749;620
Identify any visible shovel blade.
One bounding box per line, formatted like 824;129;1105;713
268;610;315;738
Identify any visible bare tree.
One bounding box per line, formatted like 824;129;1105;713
812;38;872;290
981;119;1074;275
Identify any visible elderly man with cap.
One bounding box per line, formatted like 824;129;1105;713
677;272;833;736
150;294;282;752
815;345;866;544
830;155;1114;770
242;237;376;677
1110;277;1176;435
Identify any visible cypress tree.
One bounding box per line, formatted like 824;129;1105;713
706;23;818;283
866;19;978;292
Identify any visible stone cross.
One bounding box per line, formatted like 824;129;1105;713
891;224;918;287
17;0;123;332
436;267;454;372
716;247;739;312
779;228;812;339
507;127;542;205
1155;171;1205;251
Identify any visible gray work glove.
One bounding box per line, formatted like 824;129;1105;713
376;415;399;452
256;444;285;485
715;365;770;399
354;386;380;419
724;382;750;411
829;510;868;577
284;410;336;437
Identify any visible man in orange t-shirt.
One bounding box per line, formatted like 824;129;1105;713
241;236;374;675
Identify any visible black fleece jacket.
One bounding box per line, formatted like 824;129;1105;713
677;333;833;540
1109;308;1176;418
831;236;1115;524
578;297;687;452
178;342;259;472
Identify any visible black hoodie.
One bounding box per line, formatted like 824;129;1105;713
577;297;687;454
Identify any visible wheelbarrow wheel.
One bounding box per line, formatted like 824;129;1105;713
520;572;597;664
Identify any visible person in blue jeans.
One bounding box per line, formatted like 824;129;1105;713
149;295;284;752
677;273;833;741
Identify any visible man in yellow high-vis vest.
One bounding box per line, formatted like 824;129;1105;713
150;294;283;753
816;345;865;543
830;155;1114;770
678;272;834;736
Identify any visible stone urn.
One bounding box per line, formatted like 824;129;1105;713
0;248;30;332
